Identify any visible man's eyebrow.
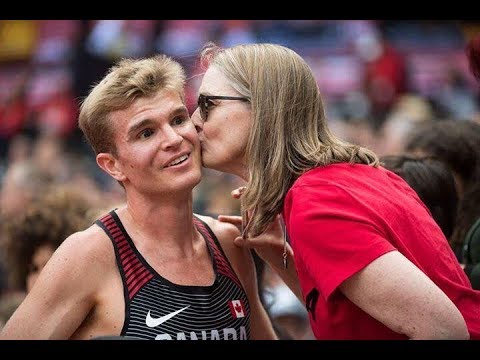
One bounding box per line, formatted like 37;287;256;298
127;119;156;139
126;106;189;139
171;106;189;117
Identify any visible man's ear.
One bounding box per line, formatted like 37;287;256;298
96;152;127;182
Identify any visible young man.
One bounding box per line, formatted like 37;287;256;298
0;55;276;340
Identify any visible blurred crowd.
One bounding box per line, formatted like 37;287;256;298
1;20;480;339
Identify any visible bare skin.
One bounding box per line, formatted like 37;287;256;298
340;251;468;339
0;89;276;340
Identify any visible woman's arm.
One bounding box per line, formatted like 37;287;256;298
339;250;469;340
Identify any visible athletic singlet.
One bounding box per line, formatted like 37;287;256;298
95;210;251;340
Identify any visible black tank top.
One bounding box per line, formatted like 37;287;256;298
95;210;251;340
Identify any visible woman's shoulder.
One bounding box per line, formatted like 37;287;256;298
293;163;365;187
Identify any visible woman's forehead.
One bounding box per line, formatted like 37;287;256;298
200;67;232;93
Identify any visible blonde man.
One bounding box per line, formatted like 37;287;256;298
0;55;276;340
192;43;480;339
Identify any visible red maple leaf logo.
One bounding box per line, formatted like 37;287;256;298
229;299;245;319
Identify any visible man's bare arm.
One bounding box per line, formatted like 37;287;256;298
0;230;104;339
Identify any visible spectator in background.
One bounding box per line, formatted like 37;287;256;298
1;186;97;293
405;120;480;263
432;68;479;120
0;186;96;329
215;20;258;48
5;134;32;165
376;94;434;156
0;72;29;158
262;265;314;340
361;31;406;130
467;32;480;84
380;155;458;240
192;42;479;339
464;217;480;290
155;20;214;60
0;160;53;220
0;54;276;340
30;134;69;181
446;33;480;287
0;147;46;298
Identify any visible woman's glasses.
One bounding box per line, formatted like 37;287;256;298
197;94;249;122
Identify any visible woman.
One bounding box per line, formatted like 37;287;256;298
192;42;480;340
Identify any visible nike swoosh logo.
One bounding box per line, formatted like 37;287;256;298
145;306;190;328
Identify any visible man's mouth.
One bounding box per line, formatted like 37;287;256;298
164;153;189;168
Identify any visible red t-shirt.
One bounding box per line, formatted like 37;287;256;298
283;163;480;340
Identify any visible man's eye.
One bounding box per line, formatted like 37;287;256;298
140;129;154;138
172;116;187;126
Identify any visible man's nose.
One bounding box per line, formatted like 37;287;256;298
161;127;183;150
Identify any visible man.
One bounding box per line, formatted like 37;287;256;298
0;55;276;340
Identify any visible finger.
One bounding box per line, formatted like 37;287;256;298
231;186;246;199
233;236;247;248
235;236;264;250
218;215;243;225
231;190;242;199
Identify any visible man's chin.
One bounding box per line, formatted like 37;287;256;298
201;161;218;172
200;156;211;169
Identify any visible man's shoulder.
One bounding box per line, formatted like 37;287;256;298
194;214;241;240
65;222;109;246
54;223;114;267
194;213;244;263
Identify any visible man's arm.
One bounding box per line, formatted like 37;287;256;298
0;231;102;339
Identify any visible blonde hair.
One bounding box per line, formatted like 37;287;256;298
78;54;186;156
201;43;379;236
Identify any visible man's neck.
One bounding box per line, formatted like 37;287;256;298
118;191;197;255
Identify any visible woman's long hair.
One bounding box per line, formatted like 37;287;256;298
203;43;379;236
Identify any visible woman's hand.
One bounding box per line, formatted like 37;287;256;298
218;186;303;303
218;184;289;263
219;213;292;266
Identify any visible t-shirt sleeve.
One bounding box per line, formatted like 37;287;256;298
287;183;396;302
